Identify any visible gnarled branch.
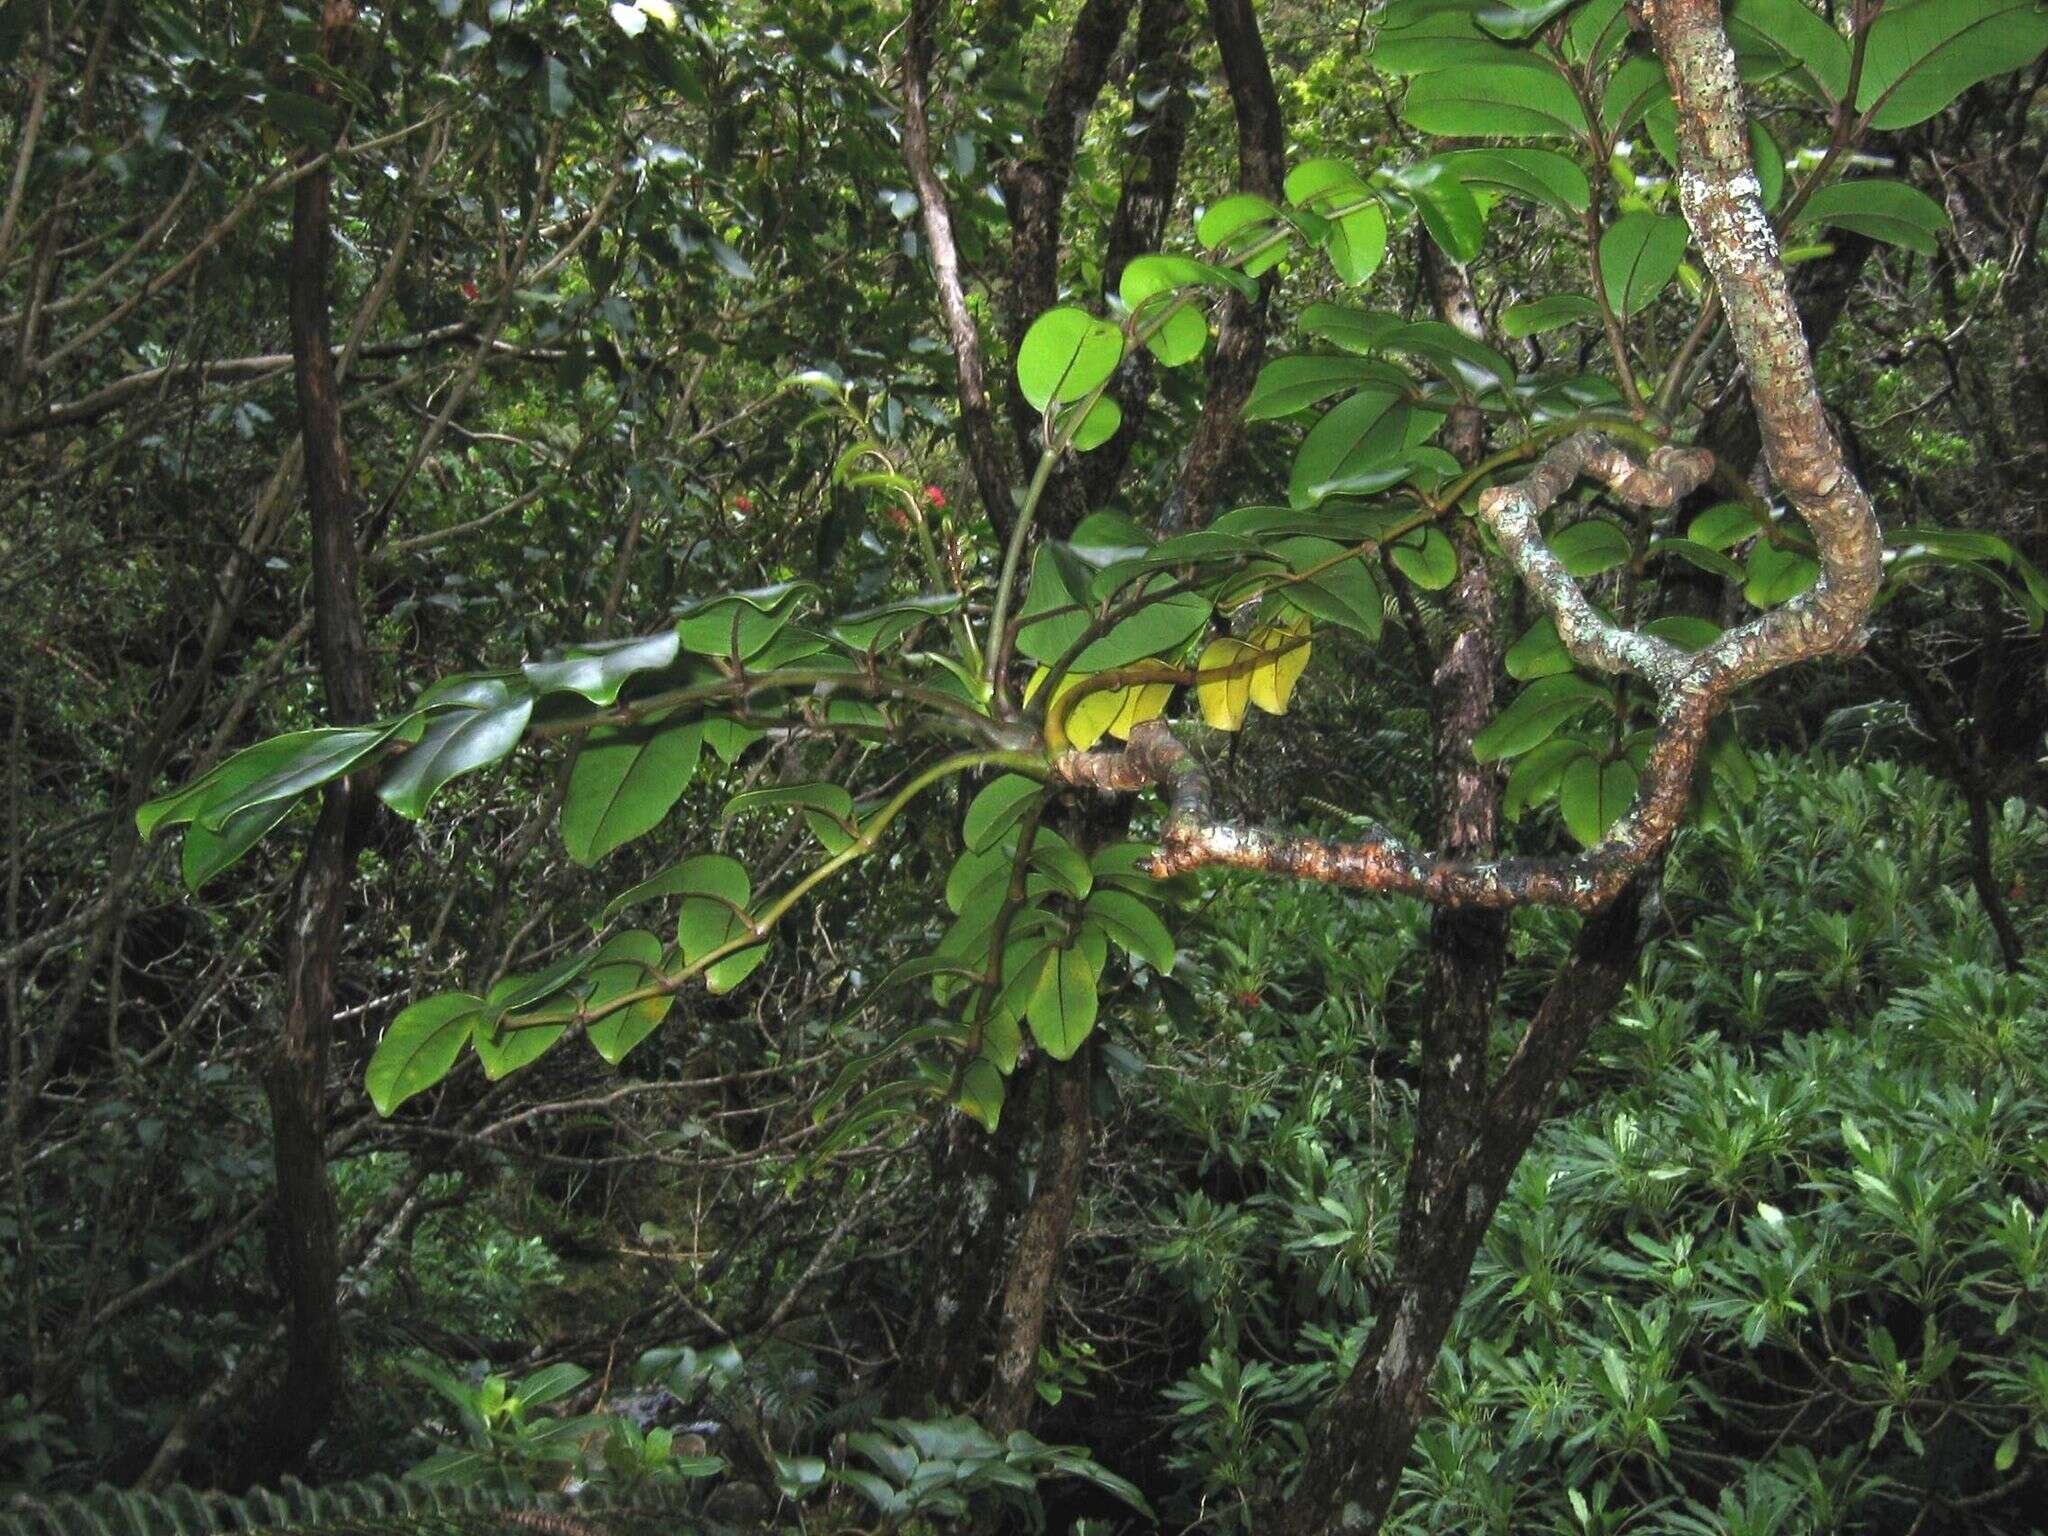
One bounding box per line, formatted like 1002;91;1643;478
1051;0;1887;916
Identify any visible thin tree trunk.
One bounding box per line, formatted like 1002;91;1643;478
1160;0;1285;530
249;0;372;1478
983;1046;1094;1433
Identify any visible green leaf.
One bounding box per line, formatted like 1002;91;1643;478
181;797;296;889
1056;393;1125;451
368;994;485;1115
1120;255;1219;365
1473;673;1610;762
141;725;394;840
1599;213;1688;317
724;781;859;853
1550;518;1631;577
1796;178;1948;256
1506;616;1573;680
1389;526;1458;590
965;775;1045;851
473;975;567;1080
1559;753;1637;846
1074;591;1213;670
1017;307;1125;411
1409;167;1484;264
1726;0;1852;102
1287;389;1405;506
1299;303;1405;355
1643;614;1723;651
1855;0;2048;129
377;687;535;821
1504;736;1588;820
1502;294;1601;337
1437;147;1591;215
1477;0;1579;41
562;717;702;866
672;854;764;993
1647;538;1744;580
1402;59;1591;139
1028;946;1099;1060
584;930;674;1064
1083;888;1176;972
957;1057;1006;1131
1196;192;1285;259
523;630;681;705
1745;541;1821;606
830;593;963;651
1326;201;1390;285
1689;501;1766;550
674;582;817;660
1243;356;1410;421
1269;538;1385;640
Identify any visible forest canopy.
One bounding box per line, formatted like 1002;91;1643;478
4;2;2048;1534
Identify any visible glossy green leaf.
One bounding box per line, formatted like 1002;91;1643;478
1243;356;1409;421
1084;887;1176;973
1502;294;1601;338
1855;0;2048;129
1550;518;1631;577
377;688;535;821
1438;148;1591;216
674;582;817;660
1402;59;1591;139
523;630;681;705
1504;736;1589;820
1389;526;1458;590
965;775;1045;851
1726;0;1852;101
957;1057;1006;1131
1745;541;1821;606
1797;179;1948;256
1505;616;1573;681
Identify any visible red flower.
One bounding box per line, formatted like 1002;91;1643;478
923;484;947;510
461;280;480;301
733;494;753;513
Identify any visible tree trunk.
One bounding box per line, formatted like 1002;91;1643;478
1160;0;1285;530
248;0;372;1479
983;1046;1094;1433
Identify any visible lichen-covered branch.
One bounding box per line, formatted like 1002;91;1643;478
1050;0;1886;914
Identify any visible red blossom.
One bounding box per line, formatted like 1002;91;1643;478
923;484;947;510
732;494;753;513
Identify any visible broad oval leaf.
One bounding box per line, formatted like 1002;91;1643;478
368;994;484;1115
1599;213;1687;318
1018;307;1125;411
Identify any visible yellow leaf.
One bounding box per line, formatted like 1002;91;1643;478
1103;661;1177;741
1065;678;1123;750
1247;615;1312;716
1195;638;1258;731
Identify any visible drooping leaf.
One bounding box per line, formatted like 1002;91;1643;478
1559;753;1638;846
523;630;682;705
1797;178;1948;256
378;687;536;821
584;930;674;1064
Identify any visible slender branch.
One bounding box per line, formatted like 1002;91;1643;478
901;0;1018;546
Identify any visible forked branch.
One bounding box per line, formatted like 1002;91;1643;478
1051;0;1885;913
